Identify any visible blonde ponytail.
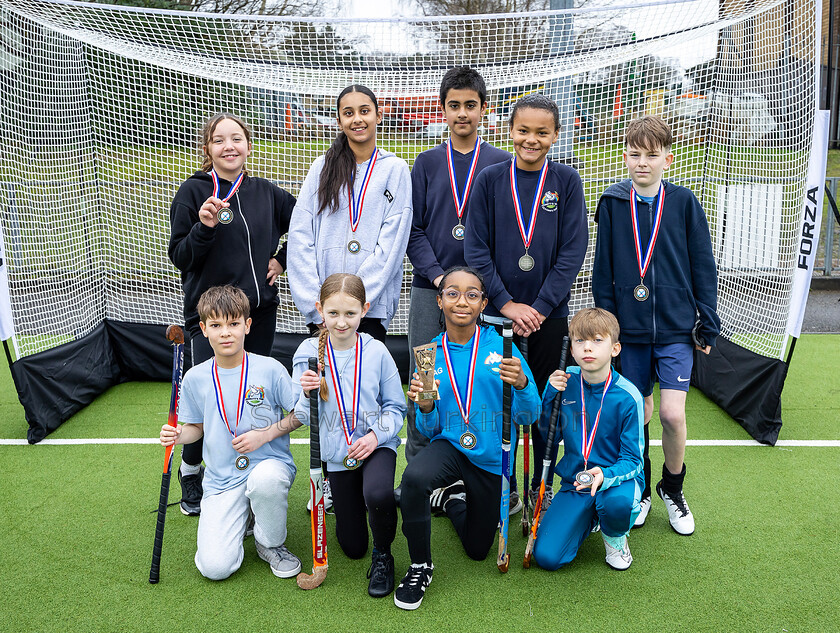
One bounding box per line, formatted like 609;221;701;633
317;328;330;402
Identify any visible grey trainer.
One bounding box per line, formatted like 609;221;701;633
256;541;301;578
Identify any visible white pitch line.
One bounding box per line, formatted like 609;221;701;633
1;438;839;447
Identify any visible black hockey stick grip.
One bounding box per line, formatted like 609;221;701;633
150;326;184;584
501;320;513;442
543;336;571;460
149;470;172;584
308;357;321;468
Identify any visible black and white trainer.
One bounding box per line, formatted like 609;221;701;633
430;480;465;516
394;563;434;610
656;481;695;535
178;465;204;516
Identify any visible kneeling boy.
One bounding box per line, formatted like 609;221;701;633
159;285;302;580
532;308;644;571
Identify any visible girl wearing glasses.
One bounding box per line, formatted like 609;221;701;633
394;266;540;611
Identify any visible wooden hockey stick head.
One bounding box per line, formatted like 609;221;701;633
296;564;328;590
166;325;184;345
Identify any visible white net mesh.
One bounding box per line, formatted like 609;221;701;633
0;0;819;360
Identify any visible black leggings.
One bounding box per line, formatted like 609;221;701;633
181;305;278;467
327;447;398;559
400;440;501;564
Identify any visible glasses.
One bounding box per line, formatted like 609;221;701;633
440;289;484;304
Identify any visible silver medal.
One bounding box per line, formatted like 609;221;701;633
459;431;477;450
518;254;535;272
634;283;649;301
343;455;363;470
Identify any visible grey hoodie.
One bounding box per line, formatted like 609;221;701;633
287;148;412;327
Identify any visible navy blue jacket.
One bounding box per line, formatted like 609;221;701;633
464;159;588;319
407;141;511;289
592;179;720;346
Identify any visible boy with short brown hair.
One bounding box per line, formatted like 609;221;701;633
592;115;720;536
159;285;302;580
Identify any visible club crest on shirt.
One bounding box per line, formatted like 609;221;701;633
484;351;503;373
245;385;266;406
541;190;559;212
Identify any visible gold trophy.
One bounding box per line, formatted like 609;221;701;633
412;343;439;401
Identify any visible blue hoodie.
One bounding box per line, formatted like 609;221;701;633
592;179;720;346
540;366;644;493
415;325;541;475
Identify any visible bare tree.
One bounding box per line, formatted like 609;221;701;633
93;0;319;15
409;0;548;16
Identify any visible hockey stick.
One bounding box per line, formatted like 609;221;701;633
297;357;328;589
523;336;570;569
497;320;513;572
149;325;185;584
521;337;531;536
521;414;531;536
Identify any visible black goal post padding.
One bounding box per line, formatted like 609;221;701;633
691;336;786;446
10;320;410;443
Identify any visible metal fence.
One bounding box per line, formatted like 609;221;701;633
820;177;840;276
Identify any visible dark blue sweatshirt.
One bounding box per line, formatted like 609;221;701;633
407;140;511;289
464;159;588;319
592;179;720;346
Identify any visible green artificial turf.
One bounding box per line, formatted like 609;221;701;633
1;335;838;631
1;443;838;632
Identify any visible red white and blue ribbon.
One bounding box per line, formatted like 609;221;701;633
446;137;481;220
210;169;245;203
629;182;665;282
327;335;363;447
212;353;249;438
348;147;378;234
442;326;481;428
509;157;549;252
579;369;613;468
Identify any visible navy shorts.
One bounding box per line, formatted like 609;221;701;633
619;343;694;397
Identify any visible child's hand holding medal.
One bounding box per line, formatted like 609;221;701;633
199;196;228;228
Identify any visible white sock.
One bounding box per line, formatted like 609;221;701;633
180;461;201;477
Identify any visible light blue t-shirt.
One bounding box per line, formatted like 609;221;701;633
178;353;297;495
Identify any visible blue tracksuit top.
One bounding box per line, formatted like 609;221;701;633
415;325;541;475
464;159;588;319
540;366;644;493
592;179;720;346
407;140;511;289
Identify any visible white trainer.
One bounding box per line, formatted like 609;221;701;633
306;477;334;513
656;481;695;535
603;534;633;571
633;496;651;528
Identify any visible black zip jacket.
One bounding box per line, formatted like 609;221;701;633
168;170;295;326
